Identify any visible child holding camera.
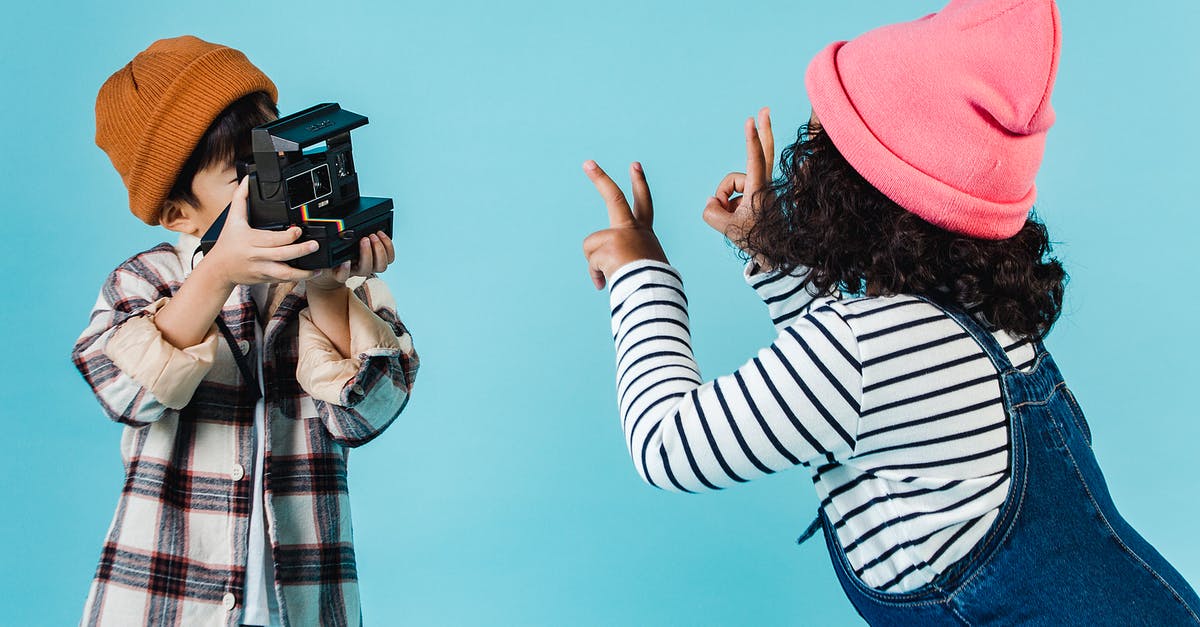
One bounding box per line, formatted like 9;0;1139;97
74;36;418;626
582;0;1199;623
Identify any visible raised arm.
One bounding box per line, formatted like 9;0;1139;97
579;112;861;491
72;250;216;426
607;260;860;492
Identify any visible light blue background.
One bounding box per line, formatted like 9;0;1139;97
2;1;1198;624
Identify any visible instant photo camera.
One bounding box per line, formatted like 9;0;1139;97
199;103;393;270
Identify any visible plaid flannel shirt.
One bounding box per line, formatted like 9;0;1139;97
72;235;419;626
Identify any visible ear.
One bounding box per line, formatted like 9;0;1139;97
159;199;199;234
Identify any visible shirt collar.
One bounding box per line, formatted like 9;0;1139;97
177;232;203;279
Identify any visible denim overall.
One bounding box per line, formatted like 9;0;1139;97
815;298;1200;625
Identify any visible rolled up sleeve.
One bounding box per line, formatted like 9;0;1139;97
72;250;215;427
295;276;418;447
103;298;219;410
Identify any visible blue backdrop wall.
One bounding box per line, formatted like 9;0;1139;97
1;1;1197;624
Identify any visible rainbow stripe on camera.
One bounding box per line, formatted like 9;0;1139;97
299;203;345;232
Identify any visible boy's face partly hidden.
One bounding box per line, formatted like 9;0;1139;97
160;162;240;237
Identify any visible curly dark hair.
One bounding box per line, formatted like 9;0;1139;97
742;125;1066;340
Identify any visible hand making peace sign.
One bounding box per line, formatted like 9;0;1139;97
581;107;776;289
581;161;668;290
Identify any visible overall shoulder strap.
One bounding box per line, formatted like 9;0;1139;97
913;295;1015;374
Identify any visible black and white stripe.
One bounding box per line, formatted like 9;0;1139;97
607;260;1036;593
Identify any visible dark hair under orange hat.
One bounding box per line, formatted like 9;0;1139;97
95;35;278;225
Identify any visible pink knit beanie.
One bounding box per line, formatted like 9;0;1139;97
805;0;1061;239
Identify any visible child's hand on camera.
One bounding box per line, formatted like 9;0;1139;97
307;231;396;292
582;160;668;290
702;107;774;271
205;177;320;288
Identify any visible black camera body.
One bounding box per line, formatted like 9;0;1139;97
200;103;393;269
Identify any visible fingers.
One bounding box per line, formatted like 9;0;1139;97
581;225;669;291
379;231;396;265
758;107;774;178
342;232;396;278
367;233;388;273
590;266;606;290
745;117;767;195
256;261;317;283
583;230;614;290
226;176;251;225
253;225;305;247
702;195;734;234
714;172;747;207
629;162;653;228
260;239;319;262
715;172;746;198
582;230;612;256
583;160;636;228
355;234;376;275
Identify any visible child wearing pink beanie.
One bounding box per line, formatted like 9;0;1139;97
582;0;1200;623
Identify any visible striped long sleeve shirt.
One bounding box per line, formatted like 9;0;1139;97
607;260;1036;593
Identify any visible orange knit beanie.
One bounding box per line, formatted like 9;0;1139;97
95;35;278;225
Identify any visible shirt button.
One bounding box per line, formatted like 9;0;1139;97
351;384;365;396
231;463;245;481
237;340;251;354
222;592;237;611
